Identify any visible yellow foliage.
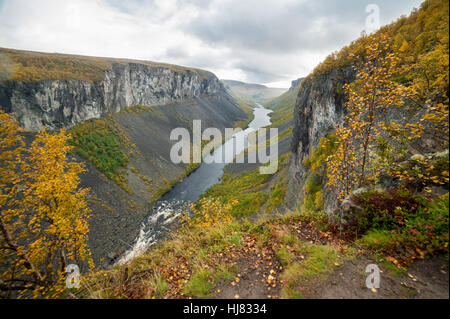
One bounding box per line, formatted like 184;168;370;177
302;0;449;111
327;35;417;201
314;191;324;210
0;111;93;298
180;198;237;231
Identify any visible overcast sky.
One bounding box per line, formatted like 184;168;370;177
0;0;422;87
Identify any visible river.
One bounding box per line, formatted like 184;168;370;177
118;104;272;264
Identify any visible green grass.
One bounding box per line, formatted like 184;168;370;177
299;134;339;213
183;268;214;298
148;274;169;298
213;263;235;282
201;169;271;215
68;117;130;190
266;176;288;213
264;89;298;128
73;132;127;177
117;104;153;115
234;100;255;129
276;247;296;266
278;241;349;299
201;154;290;218
149;161;202;205
294;244;341;279
357;230;398;252
277;127;293;141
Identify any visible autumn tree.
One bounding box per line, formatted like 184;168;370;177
0;110;93;298
180;198;237;231
327;34;417;201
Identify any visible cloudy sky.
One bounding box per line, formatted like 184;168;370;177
0;0;422;87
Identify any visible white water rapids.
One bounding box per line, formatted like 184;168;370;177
117;104;272;265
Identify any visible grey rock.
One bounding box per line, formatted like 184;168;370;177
435;150;449;159
1;62;223;131
289;77;305;90
331;188;367;228
107;252;116;260
286;66;354;212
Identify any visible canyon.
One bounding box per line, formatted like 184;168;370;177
0;48;249;265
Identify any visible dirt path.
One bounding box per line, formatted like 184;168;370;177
213;235;283;299
212;213;449;300
299;255;449;299
214;252;283;299
213;246;448;299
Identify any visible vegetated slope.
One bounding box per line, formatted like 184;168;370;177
229;77;305;179
0;47;211;82
0;47;250;266
221;79;287;104
264;78;304;128
221;78;304;178
287;0;449;212
83;151;449;300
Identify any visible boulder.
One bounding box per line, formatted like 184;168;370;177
330;187;367;228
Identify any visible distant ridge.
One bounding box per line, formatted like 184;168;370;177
221;79;286;104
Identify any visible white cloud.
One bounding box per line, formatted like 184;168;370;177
0;0;423;87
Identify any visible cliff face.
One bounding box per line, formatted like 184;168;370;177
0;62;223;131
289;77;305;90
286;66;354;211
286;0;449;215
287;68;441;213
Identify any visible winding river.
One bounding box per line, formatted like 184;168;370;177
118;104;272;264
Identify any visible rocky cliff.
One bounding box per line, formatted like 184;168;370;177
287;64;444;215
0;59;223;131
286;0;449;215
286;67;354;212
289;77;305;90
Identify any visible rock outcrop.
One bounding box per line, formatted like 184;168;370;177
286;66;354;212
1;62;224;131
287;67;445;215
289;77;305;90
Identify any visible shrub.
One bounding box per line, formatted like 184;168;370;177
68;119;129;187
355;190;449;258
